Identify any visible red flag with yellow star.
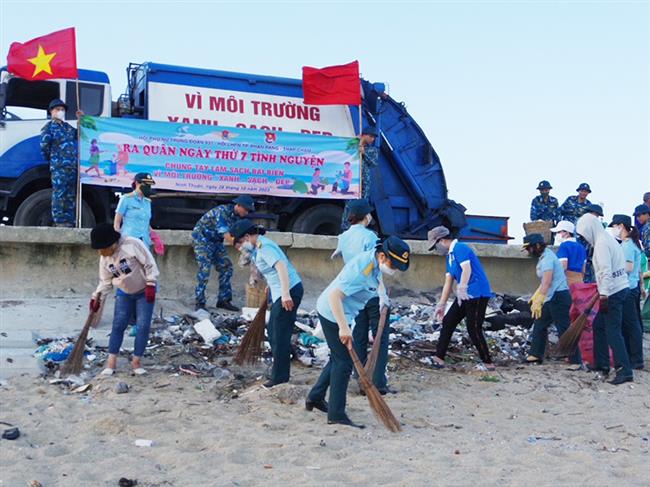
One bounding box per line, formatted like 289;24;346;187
7;28;78;80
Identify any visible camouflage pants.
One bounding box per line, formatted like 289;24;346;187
194;243;233;305
50;163;77;226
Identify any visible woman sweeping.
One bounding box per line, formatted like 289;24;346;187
229;220;303;388
428;226;495;371
89;223;159;376
523;233;582;368
306;236;411;428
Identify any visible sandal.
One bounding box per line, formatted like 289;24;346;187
525;355;543;364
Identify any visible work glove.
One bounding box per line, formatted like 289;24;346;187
599;295;609;314
529;290;546;320
145;284;156;304
456;285;471;305
330;248;342;260
89;295;101;313
150;230;165;256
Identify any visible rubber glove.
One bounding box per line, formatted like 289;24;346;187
145;284;156;303
456;285;471;304
150;230;165;256
529;290;546;320
89;295;101;312
435;304;445;323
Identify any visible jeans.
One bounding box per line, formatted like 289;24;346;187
108;290;154;357
267;283;303;384
436;297;492;364
593;288;632;377
529;290;581;364
352;297;389;391
308;315;353;422
622;287;644;369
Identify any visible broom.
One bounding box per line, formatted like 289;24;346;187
555;293;599;357
61;309;97;375
234;287;269;365
349;347;401;432
364;305;389;377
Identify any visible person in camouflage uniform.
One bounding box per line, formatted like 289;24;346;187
529;180;559;223
192;195;255;311
341;127;378;232
559;183;592;225
40;99;78;227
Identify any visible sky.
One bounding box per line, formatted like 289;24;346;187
2;0;649;241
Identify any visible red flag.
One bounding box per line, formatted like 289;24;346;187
7;28;78;80
302;61;361;105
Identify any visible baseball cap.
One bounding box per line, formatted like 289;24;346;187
550;221;575;234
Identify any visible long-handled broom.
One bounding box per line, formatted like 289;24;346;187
364;305;389;377
234;288;270;365
349;347;401;432
555;293;599;357
61;309;97;375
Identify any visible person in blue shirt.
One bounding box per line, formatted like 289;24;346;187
306;236;411;429
551;220;587;285
530;180;559;224
523;233;581;367
114;173;155;248
230;219;303;387
633;204;650;257
427;226;495;370
332;199;392;394
609;215;644;369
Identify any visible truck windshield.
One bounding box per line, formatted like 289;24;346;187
1;76;59;120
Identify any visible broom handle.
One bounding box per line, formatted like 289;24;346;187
364;306;389;376
349;346;372;388
583;292;599;315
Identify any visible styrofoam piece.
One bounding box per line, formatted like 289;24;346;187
193;319;221;344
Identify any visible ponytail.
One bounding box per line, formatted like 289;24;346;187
629;226;642;250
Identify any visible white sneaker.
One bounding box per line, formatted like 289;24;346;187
133;368;147;376
100;368;115;376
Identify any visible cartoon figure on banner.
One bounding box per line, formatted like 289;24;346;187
310;168;325;195
113;144;130;177
84;139;104;177
341;161;352;194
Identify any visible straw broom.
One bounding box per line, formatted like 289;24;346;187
61;310;96;375
234;288;269;365
555;293;599;357
349;347;401;432
364;306;389;377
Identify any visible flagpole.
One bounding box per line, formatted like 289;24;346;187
358;103;363;198
75;79;82;228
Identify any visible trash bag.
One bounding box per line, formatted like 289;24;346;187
569;282;613;366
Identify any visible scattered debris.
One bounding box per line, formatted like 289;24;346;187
134;439;153;447
2;426;20;440
115;382;130;394
118;478;137;487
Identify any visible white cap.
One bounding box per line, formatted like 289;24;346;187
551;220;575;234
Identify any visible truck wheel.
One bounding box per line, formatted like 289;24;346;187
291;204;343;235
13;189;96;227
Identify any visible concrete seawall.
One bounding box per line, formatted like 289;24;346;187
0;227;539;302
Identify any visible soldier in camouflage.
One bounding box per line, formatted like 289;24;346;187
192;195;255;311
40;99;79;227
559;183;593;225
529;180;559;223
341;127;378;232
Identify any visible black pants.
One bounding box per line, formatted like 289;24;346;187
436;297;492;364
267;283;303;384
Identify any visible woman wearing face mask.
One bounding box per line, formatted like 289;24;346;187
608;215;644;370
551;221;587;285
523;233;583;368
229;220;303;388
114;173;156;248
306;236;410;428
428;226;495;371
89;223;159;376
331;199;392;394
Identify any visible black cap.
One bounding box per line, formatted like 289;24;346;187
537;180;552;190
134;173;155;184
347;199;374;219
633;204;650;216
609;214;631;228
233;195;255;212
586;204;603;216
48;98;68;111
91;223;121;249
381;235;410;272
361;126;378;137
576;183;591;193
522;233;545;248
229;219;256;240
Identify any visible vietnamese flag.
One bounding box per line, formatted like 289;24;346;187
7;28;78;80
302;61;361;105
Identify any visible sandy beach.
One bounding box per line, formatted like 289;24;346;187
1;298;648;487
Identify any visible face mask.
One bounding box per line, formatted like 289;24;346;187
555;234;566;245
608;226;622;239
140;185;153;197
53;110;65;120
363;214;373;226
241;241;255;252
380;263;396;276
434;242;449;256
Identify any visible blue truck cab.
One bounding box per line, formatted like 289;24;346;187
0;62;509;241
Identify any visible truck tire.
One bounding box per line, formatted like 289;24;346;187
290;204;343;235
13;189;96;227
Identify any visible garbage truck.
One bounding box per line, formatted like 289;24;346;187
0;62;510;242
